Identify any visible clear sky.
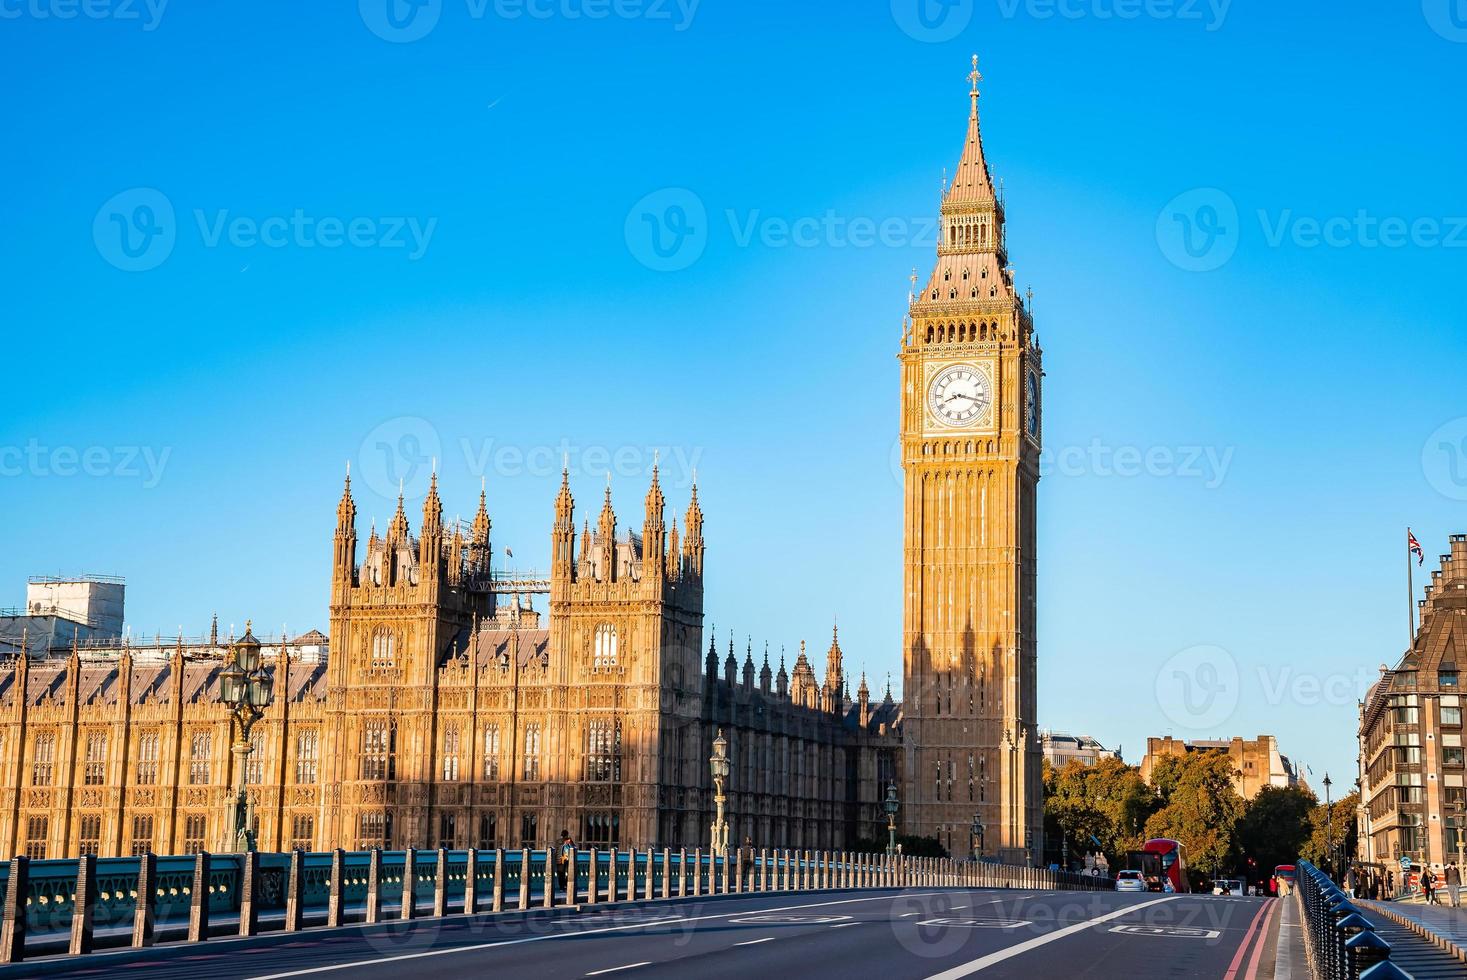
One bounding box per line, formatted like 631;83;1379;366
5;0;1466;790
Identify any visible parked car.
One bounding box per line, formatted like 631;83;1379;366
1115;869;1147;893
1212;879;1245;896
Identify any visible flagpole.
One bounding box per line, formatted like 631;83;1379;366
1407;528;1416;652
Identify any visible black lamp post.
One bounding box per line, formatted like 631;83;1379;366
970;813;984;862
1323;773;1334;880
218;622;272;852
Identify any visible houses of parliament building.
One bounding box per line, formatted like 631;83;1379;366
0;58;1042;863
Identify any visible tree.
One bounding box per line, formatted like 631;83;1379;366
1043;757;1159;869
1236;786;1316;889
1301;791;1360;876
1143;751;1245;883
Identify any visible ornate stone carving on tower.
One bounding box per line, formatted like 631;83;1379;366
899;55;1043;861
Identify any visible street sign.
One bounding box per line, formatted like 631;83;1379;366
1400;856;1413;870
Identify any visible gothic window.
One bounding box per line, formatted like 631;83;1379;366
189;732;212;785
583;812;620;846
78;814;101;855
31;733;55;787
944;269;951;281
523;724;542;781
83;732;107;785
443;725;461;781
483;724;501;779
968;755;975;803
520;812;538;847
980;755;987;802
439;812;458;848
130;815;154;856
290;814;314;851
136;732;159;785
295;729;318;784
593;624;619;670
586;718;622;782
479;812;498;848
359;811;391;848
24;816;47;860
183;814;207;854
370;628;396;670
245;733;265;785
362;721;396;780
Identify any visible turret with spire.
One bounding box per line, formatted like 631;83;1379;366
643;459;666;583
419;468;444;573
682;475;704;579
334;462;358;584
823;621;845;713
759;643;772;695
470;476;492;575
551;464;576;593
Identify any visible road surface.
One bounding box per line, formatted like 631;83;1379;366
19;887;1284;980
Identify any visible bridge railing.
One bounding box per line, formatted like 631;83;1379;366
1295;860;1407;980
0;847;1111;964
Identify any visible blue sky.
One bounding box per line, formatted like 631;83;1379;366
5;0;1467;789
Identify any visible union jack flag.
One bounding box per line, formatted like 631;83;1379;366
1409;529;1425;566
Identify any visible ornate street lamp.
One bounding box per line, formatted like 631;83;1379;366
1455;798;1465;873
970;813;984;863
883;781;900;857
218;622;273;852
709;729;730;858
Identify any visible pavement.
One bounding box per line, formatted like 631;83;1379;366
11;887;1289;980
1359;900;1467;972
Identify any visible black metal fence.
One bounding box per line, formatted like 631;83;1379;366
1296;860;1410;980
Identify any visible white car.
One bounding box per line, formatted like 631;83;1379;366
1212;879;1246;896
1115;870;1147;893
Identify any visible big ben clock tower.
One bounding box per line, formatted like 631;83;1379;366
899;56;1042;861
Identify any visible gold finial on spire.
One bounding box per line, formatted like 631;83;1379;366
968;53;982;108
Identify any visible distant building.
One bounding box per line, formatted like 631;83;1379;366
1139;735;1303;801
1040;731;1120;767
1358;533;1467;871
0;575;125;657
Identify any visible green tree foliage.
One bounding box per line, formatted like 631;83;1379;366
1236;786;1317;885
1043;757;1158;867
1300;791;1360;873
1143;752;1246;881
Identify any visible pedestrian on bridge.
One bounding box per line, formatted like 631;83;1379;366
1446;863;1461;908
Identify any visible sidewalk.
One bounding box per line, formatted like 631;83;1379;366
1361;900;1467;966
1269;893;1310;980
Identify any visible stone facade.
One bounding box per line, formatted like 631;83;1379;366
1358;533;1467;870
1139;735;1303;801
898;56;1043;860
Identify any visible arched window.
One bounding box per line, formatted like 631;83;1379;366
370;629;396;669
442;726;460;781
83;732;107;785
593;624;619;670
523;724;541;781
136;732;159;785
295;730;318;784
586;718;622;782
362;720;396;780
189;732;211;785
483;724;501;780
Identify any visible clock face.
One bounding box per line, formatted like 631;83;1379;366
1026;369;1040;441
928;364;991;427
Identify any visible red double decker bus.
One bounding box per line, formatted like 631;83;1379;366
1125;838;1190;893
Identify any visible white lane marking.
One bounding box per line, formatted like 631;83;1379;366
247;890;954;979
900;912;920;917
587;964;650;976
830;922;861;929
734;937;775;946
921;897;1182;979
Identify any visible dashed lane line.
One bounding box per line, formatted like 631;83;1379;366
586;964;651;976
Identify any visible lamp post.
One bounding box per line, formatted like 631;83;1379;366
709;729;730;859
1024;828;1034;868
1455;798;1465;874
218;622;272;852
884;782;900;858
1323;773;1333;881
970;813;984;863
